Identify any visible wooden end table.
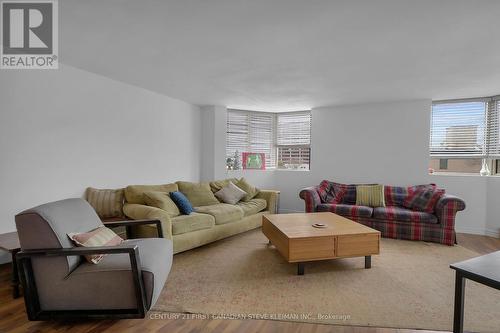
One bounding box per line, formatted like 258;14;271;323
262;212;380;275
0;231;21;298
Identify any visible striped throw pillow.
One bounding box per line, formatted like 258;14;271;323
355;184;385;207
86;187;124;218
68;226;123;264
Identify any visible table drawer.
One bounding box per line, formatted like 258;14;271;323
336;233;379;257
289;236;335;262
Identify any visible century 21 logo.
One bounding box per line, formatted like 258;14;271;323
1;1;57;69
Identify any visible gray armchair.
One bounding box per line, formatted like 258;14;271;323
15;198;172;320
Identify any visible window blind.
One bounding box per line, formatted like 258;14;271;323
487;99;500;157
226;110;276;168
277;112;311;145
277;112;311;168
430;101;487;158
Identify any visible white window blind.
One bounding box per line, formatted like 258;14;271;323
487;99;500;157
430;101;487;158
277;112;311;169
226;110;276;168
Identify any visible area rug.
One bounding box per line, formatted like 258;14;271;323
153;229;500;332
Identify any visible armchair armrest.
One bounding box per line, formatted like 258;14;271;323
255;190;280;213
434;194;466;229
16;244;147;319
299;186;322;212
123;204;173;239
103;219;163;238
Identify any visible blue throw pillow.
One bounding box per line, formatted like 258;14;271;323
170;191;194;215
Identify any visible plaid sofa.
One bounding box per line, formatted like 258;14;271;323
299;182;466;246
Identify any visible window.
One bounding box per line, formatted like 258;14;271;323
226;109;311;170
429;96;500;174
276;112;311;170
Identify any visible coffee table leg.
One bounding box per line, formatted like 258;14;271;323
365;256;371;269
297;263;305;275
11;249;20;299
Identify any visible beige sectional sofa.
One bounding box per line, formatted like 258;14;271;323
121;179;279;254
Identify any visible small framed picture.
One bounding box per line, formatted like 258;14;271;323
242;152;266;170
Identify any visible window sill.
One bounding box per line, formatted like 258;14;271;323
429;172;500;177
226;168;310;172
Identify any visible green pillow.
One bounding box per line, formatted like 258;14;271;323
143;191;180;217
235;177;260;202
355;184;385;207
176;181;220;207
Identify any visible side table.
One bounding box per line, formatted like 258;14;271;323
0;231;21;299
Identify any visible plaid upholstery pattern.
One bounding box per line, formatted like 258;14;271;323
317;180;335;203
300;182;465;246
317;203;373;218
373;206;437;224
352;216;456;246
404;187;445;213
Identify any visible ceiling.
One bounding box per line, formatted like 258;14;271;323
61;0;500;111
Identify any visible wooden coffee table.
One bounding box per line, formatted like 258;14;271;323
262;212;380;275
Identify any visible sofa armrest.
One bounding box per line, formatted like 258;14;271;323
299;186;322;212
434;195;466;229
255;190;280;214
123;203;173;239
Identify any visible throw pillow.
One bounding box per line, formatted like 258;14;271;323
320;182;356;204
403;184;437;208
356;184;385;207
235;177;260;202
214;182;247;204
405;186;445;213
176;181;220;207
68;226;123;264
317;180;336;203
143;191;180;217
85;187;124;218
170;191;194;215
209;178;239;193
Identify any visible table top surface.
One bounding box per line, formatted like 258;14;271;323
451;250;500;285
0;231;20;251
263;212;380;238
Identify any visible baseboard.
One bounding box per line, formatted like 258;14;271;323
485;228;500;238
455;226;499;237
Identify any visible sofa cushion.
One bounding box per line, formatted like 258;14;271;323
195;203;244;225
143;191;180;217
236;198;267;216
210;178;240;193
215;182;247;204
86;187;125;218
403;186;445;213
170;191;194;215
356;184;385;207
235;177;260;202
125;183;178;205
316;203;373;218
177;181;220;207
171;213;215;235
318;181;357;204
373;206;438;224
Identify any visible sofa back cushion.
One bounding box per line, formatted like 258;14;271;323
176;181;220;207
384;184;437;207
210;178;239;193
318;180;356;205
143;191;180;217
124;183;178;204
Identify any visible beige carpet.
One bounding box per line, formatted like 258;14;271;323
153;229;500;332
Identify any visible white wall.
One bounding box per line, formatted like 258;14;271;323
0;64;201;262
206;100;497;237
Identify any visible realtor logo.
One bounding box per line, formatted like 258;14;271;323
1;0;58;69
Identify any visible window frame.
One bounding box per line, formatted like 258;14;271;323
226;109;311;171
